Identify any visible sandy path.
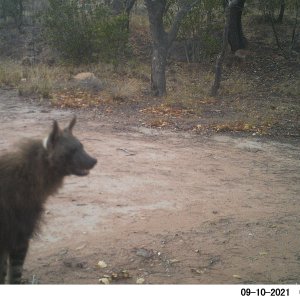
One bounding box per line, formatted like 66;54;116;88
0;88;299;284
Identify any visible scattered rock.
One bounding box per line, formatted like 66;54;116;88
169;259;180;264
58;248;68;256
72;72;104;92
136;278;145;284
97;260;107;268
136;248;154;259
191;268;206;275
209;256;220;266
236;141;263;152
75;244;87;251
101;270;131;283
99;278;111;284
63;259;88;269
118;270;130;279
73;72;96;81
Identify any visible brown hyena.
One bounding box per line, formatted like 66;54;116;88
0;117;97;284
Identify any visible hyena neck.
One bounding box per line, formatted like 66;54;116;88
20;139;64;198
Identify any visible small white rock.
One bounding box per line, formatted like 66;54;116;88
99;278;110;284
97;260;107;268
136;278;145;284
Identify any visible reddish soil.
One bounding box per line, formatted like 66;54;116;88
0;88;300;284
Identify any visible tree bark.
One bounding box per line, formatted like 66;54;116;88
111;0;136;15
277;0;285;23
111;0;136;31
125;0;136;15
227;0;247;52
211;4;230;96
16;0;23;30
145;0;196;96
146;0;167;96
269;10;282;50
290;0;299;53
151;45;168;96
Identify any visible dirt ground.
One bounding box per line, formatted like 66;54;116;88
0;87;300;284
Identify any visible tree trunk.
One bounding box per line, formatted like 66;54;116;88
227;0;247;52
16;0;23;31
125;0;136;15
211;4;230;96
269;10;282;50
151;44;168;96
111;0;136;15
145;0;196;97
145;0;167;96
290;0;299;54
111;0;136;31
277;0;285;23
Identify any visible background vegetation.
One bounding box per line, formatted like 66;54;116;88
0;0;299;136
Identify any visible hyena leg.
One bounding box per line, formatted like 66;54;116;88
8;240;29;284
0;252;8;284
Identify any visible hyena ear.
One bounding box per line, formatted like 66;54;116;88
45;120;60;149
67;116;77;133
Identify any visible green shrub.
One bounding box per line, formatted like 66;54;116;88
0;0;24;29
92;12;130;64
43;0;129;64
165;0;222;61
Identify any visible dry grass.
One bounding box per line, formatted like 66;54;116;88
0;58;150;107
162;64;216;115
192;120;274;135
273;77;300;97
130;13;149;32
0;60;23;87
19;65;66;98
219;73;253;96
0;4;299;138
0;60;68;98
108;78;144;102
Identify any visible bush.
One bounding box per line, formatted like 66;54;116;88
43;0;129;64
0;0;24;29
165;0;222;61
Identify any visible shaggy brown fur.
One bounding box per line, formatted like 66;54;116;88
0;117;97;284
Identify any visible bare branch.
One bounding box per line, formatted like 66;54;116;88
168;0;199;45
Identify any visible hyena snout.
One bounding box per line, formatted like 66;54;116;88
72;149;97;176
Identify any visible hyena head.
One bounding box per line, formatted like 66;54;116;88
43;116;97;176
